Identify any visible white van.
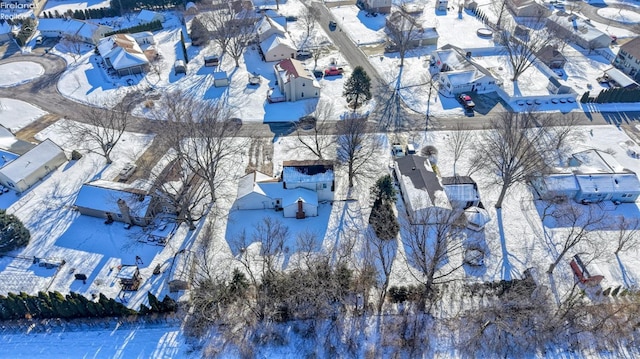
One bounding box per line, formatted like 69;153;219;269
406;144;416;155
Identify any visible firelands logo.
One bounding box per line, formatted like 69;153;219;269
0;2;36;20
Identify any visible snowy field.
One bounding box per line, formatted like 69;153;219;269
597;7;640;23
43;0;111;14
2;323;189;359
0;62;44;87
0;98;48;132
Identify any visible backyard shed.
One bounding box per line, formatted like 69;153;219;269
0;139;67;193
174;60;186;75
74;182;154;226
213;71;229;87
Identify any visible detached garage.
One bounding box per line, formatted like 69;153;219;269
0;139;67;193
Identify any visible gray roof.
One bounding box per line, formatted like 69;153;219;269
395;155;442;204
620;37;640;60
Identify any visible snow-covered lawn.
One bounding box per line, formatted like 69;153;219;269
43;0;111;14
0;98;48;132
597;7;640;23
331;6;387;45
0;62;44;87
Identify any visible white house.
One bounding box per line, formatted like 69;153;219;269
282;160;335;201
74;181;154;226
37;18;112;44
272;58;321;102
363;0;392;13
0;139;67;193
136;10;165;25
394;155;452;224
546;12;612;50
256;15;286;42
431;45;500;96
505;0;550;18
0;21;11;43
97;34;154;76
232;170;319;218
260;33;296;62
532;149;640;204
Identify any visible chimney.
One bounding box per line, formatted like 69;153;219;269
117;198;133;225
296;198;305;219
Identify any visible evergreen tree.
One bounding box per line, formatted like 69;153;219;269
37;291;55;318
139;303;151;315
343;66;372;112
161;295;177;313
580;91;590;103
0;209;31;254
147;292;162;313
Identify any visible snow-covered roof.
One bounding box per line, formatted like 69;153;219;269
395;155;446;208
575;174;640;194
256;16;285;38
282;161;334;183
547;12;611;44
116;265;138;279
0;139;65;183
98;34;149;70
604;67;639;88
74;183;152;218
261;33;295;55
236;170;276;199
443;183;479;202
137;10;162;23
0;150;18;167
540;174;579;192
0;126;35;155
570;149;628;174
445;70;482;86
259;182;319;207
37;18;111;41
213;71;228;80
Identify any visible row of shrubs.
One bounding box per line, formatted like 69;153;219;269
42;8;119;20
580;88;640;104
0;291;176;321
104;20;163;36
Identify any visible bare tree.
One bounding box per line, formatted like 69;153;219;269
364;229;397;313
61;34;84;62
297;6;318;50
295;100;336;160
498;22;553;82
154;91;245;207
402;209;465;302
447;121;473;176
613;216;640;255
472;111;552;208
66;96;136;164
336;116;380;188
546;203;605;274
225;14;255;67
385;10;423;67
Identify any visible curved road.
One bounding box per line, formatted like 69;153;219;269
577;2;640;33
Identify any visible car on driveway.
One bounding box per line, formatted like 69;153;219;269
324;66;344;76
119;163;137;181
458;93;475;109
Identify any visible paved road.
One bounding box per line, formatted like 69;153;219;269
0;48;639;140
576;1;640;34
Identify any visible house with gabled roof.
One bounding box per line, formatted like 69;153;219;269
260;33;296;62
282;160;335;201
536;45;566;69
136;10;164;25
505;0;550;18
256;15;286;42
532;149;640;204
546;12;612;50
37;18;112;44
272;58;321;101
614;37;640;81
431;45;500;96
0;139;67;193
97;34;156;76
74;181;154;226
394;155;452;223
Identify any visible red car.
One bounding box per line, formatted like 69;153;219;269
324;66;344;76
458;94;475;108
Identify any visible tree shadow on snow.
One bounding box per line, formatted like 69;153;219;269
496;208;520;281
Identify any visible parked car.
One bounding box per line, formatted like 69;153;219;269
392;143;405;157
458;93;475;108
328;21;337;31
296;49;312;60
119;163;137;181
324;66;344;76
313;70;324;78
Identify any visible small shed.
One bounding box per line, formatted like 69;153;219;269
174;60;186;75
436;0;448;11
282;190;318;219
204;55;219;67
117;265;141;291
213;71;229;87
168;250;195;292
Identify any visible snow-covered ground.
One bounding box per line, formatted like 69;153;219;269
0;62;44;87
0;98;48;132
2;323;189;359
43;0;111;15
597;7;640;23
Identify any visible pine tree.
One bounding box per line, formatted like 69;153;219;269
161;295;177;313
147;292;162;313
343;66;372;112
580;91;590;103
0;210;30;254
